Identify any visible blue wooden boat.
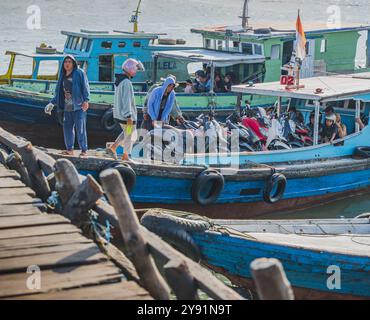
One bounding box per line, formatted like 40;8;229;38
140;209;370;299
43;75;370;218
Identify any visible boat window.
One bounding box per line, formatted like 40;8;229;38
78;60;88;73
229;41;240;52
118;41;126;48
85;40;92;52
241;43;253;55
254;44;263;55
0;55;11;75
271;44;281;60
216;40;223;51
205;38;216;50
101;41;112;49
74;37;81;50
133;41;141;47
65;36;73;49
81;38;89;52
99;55;113;81
38;60;59;76
12;55;34;77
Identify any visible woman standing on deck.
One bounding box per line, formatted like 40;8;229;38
106;58;144;161
44;55;90;157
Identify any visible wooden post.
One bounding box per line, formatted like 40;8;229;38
0;147;8;165
99;168;171;300
54;159;82;207
6;152;32;187
163;259;199;300
250;258;294;300
17;143;50;201
63;175;104;226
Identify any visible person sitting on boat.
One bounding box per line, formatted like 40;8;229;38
335;113;347;138
106;58;145;161
193;71;211;93
321;113;338;144
324;105;335;117
223;74;233;92
44;55;90;157
214;73;225;93
307;111;323;139
184;79;194;94
147;76;177;127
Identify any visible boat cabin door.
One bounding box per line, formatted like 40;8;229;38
299;39;315;78
99;55;113;82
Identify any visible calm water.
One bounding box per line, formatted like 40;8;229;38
0;0;369;218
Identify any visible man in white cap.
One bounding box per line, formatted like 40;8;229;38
106;58;144;160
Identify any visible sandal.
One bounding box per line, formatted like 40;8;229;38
61;150;74;156
79;151;88;158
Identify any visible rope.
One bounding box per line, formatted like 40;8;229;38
46;191;62;211
85;211;113;252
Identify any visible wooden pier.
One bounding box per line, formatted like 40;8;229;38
0;163;151;300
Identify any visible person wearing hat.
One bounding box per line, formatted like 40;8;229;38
321;113;338;144
106;58;144;160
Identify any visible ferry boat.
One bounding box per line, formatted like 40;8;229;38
45;74;370;218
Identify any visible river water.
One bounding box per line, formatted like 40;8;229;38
0;0;369;218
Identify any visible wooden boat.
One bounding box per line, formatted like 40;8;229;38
44;75;370;218
140;208;370;299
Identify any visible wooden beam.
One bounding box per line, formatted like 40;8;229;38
63;175;103;226
250;258;294;300
6;152;32;187
99;168;171;300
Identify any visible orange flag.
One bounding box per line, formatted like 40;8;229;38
296;11;307;61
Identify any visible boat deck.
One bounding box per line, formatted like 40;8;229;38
0;164;151;300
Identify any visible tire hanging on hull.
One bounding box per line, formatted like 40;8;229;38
191;169;224;206
263;173;287;204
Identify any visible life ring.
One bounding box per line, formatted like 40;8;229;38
102;161;136;193
263;173;287;204
191;169;224;206
354;146;370;158
141;210;211;261
101;109;119;132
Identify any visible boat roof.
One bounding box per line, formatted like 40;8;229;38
153;49;265;66
353;93;370;102
191;24;370;40
5;50;72;59
61;29;161;40
232;74;370;102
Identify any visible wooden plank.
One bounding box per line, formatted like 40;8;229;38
0;263;122;298
0;244;107;273
10;281;152;300
0;187;35;197
0;178;25;188
0;214;70;229
0;169;20;178
0;224;81;240
0;204;43;216
0;242;97;259
0;233;91;251
0;195;42;206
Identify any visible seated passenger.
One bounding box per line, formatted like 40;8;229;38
355;113;368;130
214;73;225;93
184;79;194;94
193;71;211;93
321;113;338;143
335;113;347;138
288;106;304;124
223;74;233;92
307;111;322;138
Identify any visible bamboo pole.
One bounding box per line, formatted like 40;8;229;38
99;168;171;300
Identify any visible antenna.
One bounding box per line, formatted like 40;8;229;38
129;0;142;33
239;0;250;30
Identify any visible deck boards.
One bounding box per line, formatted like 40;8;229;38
0;163;152;300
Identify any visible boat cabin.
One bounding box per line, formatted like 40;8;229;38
190;25;370;83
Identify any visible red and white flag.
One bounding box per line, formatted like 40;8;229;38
296;11;307;61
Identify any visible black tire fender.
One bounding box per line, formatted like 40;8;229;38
191;169;224;206
141;210;211;261
263;173;287;204
101;109;119;132
354;146;370;158
101;161;136;193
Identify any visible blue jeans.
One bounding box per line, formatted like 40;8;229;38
63;109;88;152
